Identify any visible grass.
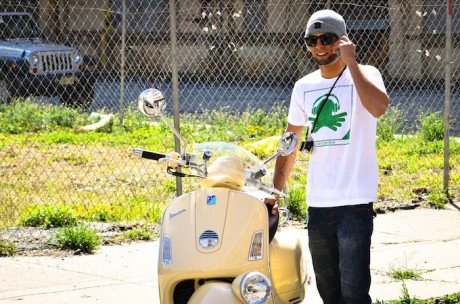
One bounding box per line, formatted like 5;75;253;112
388;267;422;281
0;100;459;229
54;225;101;253
375;282;460;304
118;226;158;242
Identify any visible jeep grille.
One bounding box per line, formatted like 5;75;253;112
34;52;78;75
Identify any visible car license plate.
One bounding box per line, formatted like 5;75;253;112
60;75;75;85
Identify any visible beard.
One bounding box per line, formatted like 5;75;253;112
313;53;340;66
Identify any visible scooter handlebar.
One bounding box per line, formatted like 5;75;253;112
133;148;166;161
246;178;287;199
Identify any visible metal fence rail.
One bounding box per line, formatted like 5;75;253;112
0;0;458;246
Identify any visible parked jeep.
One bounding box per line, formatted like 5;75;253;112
0;12;96;109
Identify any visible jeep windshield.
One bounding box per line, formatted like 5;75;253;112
0;14;41;40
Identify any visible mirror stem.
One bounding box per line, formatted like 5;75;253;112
260;151;281;168
156;110;188;156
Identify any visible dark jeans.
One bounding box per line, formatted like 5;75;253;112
307;203;374;304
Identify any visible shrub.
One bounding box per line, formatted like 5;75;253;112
287;184;307;220
378;107;403;141
418;111;444;142
0;239;16;256
55;225;101;253
46;105;88;129
0;99;89;134
427;189;448;209
19;205;77;228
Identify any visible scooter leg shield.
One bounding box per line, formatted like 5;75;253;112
188;282;242;304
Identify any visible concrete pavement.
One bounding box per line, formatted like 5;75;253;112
0;208;459;304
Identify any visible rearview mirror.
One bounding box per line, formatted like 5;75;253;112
138;88;166;117
277;132;298;156
253;132;298;179
137;88;188;155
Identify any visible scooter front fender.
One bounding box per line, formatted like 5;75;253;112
188;282;242;304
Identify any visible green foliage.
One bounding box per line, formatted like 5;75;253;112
112;107;151;133
389;267;422;280
375;281;421;304
427;189;448;209
74;195;167;224
119;226;157;241
374;285;460;304
49;154;90;166
287;184;307;220
399;281;420;304
441;292;460;304
0;99;89;134
418;111;444;142
182;104;287;143
83;203;120;222
55;225;101;253
161;180;177;193
0;100;283;147
1;101;460;230
244;136;279;159
46;105;88;129
378;107;403;141
0;239;16;256
19;205;77;228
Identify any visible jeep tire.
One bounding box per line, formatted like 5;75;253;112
0;79;13;104
61;81;94;111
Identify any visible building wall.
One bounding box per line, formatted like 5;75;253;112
30;0;458;81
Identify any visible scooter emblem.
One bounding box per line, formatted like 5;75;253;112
206;195;216;205
169;208;186;220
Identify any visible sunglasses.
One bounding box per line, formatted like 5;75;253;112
304;33;337;47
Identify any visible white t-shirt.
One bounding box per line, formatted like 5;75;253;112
288;65;387;207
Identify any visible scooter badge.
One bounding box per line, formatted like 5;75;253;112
206;195;216;205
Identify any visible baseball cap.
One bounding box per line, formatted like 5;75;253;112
305;9;347;38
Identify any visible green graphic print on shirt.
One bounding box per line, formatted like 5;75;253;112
308;93;347;132
305;85;353;147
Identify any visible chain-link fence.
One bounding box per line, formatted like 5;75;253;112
1;1;458;118
0;0;459;250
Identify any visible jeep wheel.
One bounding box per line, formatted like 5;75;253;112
0;80;12;104
61;82;94;111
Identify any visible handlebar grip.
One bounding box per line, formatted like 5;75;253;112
133;148;166;161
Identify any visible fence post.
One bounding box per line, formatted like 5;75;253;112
444;0;452;192
169;0;182;196
119;0;127;113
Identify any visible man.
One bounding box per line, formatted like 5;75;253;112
266;9;390;304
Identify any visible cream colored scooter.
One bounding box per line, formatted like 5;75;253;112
134;89;308;304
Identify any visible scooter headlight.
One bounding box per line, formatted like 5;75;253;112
239;272;271;304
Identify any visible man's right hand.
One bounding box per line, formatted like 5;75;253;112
264;196;279;215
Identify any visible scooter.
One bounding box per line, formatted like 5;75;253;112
134;89;308;304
